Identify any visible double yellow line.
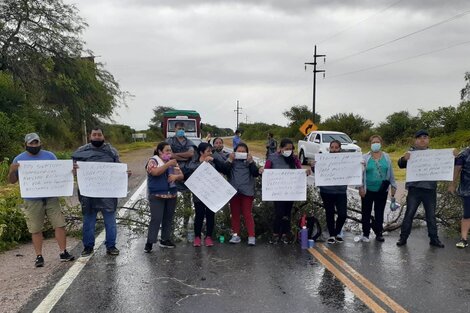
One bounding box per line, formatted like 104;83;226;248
309;244;408;313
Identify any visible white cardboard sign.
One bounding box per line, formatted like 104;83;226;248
76;161;128;197
314;152;363;186
406;149;454;182
262;169;307;201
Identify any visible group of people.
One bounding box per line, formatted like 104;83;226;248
8;126;470;267
8;128;131;267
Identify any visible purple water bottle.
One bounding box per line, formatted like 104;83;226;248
300;226;308;249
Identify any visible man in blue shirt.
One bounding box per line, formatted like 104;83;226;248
8;133;74;267
233;130;241;150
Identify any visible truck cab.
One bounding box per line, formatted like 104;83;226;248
162;110;201;140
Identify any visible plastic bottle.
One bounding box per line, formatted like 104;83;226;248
168;166;176;188
390;197;400;211
187;216;194;243
300;226;308;249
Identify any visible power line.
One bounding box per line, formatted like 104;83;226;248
327;39;470;79
329;8;470;65
319;0;403;44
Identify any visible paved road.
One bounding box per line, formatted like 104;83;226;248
19;151;470;313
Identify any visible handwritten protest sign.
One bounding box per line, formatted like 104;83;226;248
184;161;237;213
314;152;362;186
18;160;74;198
262;169;307;201
76;162;128;197
406;149;454;182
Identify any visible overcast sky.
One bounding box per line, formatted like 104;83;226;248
68;0;470;131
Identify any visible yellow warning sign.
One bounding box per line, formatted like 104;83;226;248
299;119;317;136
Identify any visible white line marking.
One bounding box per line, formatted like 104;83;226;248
33;180;148;313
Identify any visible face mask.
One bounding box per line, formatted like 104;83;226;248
282;150;292;157
371;143;381;152
91;140;104;147
176;130;185;137
161;154;172;162
26;146;41;155
215;147;223;152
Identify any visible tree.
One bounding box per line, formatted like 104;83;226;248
461;72;470;101
320;113;373;138
0;0;86;85
416;107;458;136
148;106;175;133
376;111;416;143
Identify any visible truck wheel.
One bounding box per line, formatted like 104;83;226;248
300;150;308;165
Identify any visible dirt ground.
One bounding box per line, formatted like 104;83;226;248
0;146;153;313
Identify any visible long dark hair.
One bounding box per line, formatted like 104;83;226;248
153;141;169;156
279;138;296;169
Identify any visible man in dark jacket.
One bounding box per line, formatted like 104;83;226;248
73;127;131;256
396;130;444;248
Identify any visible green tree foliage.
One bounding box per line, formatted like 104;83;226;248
237;122;286;140
148;106;175;133
201;123;232;138
283;105;321;140
460;72;470;101
103;124;134;144
417;107;459;136
320;113;373;139
376;111;416;144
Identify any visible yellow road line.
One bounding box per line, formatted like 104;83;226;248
318;244;408;313
308;248;387;313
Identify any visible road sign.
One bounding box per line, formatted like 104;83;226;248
299;119;317;136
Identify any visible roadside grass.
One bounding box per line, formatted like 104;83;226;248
114;141;155;154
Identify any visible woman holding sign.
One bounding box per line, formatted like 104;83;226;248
187;142;224;247
312;140;348;244
144;142;184;253
219;143;260;246
358;135;397;243
262;138;303;244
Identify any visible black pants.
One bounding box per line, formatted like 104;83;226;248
194;201;215;238
361;190;388;237
320;192;348;237
273;201;294;235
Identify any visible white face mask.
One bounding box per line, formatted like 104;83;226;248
282;150;292;157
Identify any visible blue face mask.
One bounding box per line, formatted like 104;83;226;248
176;129;185;137
371;143;381;152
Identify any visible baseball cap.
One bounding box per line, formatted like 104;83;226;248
414;130;429;138
25;133;40;144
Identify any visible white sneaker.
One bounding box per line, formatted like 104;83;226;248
361;235;370;242
248;237;256;246
229;235;241;244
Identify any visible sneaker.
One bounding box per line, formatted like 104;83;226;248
59;250;75;262
229;235;241;244
193;236;202;247
396;238;407;246
81;247;94;257
248;237;256;246
204;236;214;247
106;246;120;255
456;239;468;249
375;235;385;242
159;240;176;249
327;236;336;244
335;236;344;243
429;239;445;248
280;235;290;244
35;255;44;268
269;235;279;244
144;243;153;253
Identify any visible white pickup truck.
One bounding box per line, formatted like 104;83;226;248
297;131;362;164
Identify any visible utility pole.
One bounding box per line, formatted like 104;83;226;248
234;100;243;130
305;45;326;123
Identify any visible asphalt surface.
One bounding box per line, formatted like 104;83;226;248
18;151;470;313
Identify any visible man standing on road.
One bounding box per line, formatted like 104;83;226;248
166;122;195;178
396;130;444;248
266;133;277;159
72;127;131;257
8;133;75;267
449;147;470;248
233;130;241;150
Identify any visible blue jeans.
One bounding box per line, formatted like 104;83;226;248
82;208;117;249
400;187;438;241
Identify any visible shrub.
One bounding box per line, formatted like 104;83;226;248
0;187;30;251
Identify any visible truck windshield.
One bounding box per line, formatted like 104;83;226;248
322;133;353;143
168;120;197;132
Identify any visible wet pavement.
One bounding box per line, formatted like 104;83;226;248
19;168;470;313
